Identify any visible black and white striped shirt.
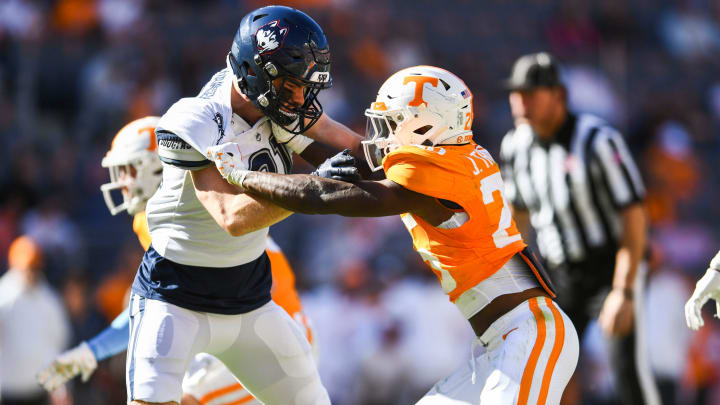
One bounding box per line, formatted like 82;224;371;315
499;113;645;271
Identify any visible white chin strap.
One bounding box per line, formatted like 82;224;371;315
436;131;473;145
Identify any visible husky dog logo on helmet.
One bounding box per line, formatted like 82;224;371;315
255;20;289;54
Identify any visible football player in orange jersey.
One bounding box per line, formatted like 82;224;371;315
37;117;315;405
208;65;580;405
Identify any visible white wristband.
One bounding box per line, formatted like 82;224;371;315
710;250;720;271
271;121;296;143
284;134;314;154
227;169;250;190
271;121;313;154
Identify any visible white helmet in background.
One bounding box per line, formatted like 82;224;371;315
101;116;162;215
363;65;475;171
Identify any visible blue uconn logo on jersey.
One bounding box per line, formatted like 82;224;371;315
255;20;289;54
213;113;225;144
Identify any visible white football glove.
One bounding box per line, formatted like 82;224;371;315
206;143;251;189
36;342;98;391
685;268;720;330
271;121;313;154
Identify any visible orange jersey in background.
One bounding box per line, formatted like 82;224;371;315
133;211;152;251
133;213;305;320
384;143;526;302
265;236;303;316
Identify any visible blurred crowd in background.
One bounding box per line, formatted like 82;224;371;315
1;0;720;404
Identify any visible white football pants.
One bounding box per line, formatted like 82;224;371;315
126;294;329;405
181;312;317;405
417;297;579;405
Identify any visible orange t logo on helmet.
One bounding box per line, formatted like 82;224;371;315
404;76;439;107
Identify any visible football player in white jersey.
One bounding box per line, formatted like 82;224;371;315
685;250;720;330
124;5;363;405
36;116;318;405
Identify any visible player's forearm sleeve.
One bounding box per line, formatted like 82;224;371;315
710;250;720;271
87;309;130;361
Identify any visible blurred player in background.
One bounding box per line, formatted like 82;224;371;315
207;65;579;405
37;116;316;405
685;250;720;330
1;236;70;405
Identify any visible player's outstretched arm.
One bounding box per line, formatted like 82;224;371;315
208;145;455;222
273;117;378;180
300;114;364;156
191;164;292;237
295;140;345;168
296;142;379;181
685;250;720;330
242;174;416;217
86;308;131;361
37;309;131;391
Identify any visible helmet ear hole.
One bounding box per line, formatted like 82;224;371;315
387;118;397;131
414;125;433;135
252;13;268;22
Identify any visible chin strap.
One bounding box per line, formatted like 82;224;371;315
436;131;473;146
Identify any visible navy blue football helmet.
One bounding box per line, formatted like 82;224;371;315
228;6;332;134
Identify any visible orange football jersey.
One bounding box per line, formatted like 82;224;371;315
384;143;526;301
265;236;303;317
132;212;303;317
133;211;152;251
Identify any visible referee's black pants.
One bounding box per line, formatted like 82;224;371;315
556;262;660;405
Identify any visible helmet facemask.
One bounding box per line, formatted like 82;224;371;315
101;151;162;216
264;68;330;133
362;105;448;171
362;109;400;172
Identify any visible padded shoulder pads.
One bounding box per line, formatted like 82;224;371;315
156;130;212;170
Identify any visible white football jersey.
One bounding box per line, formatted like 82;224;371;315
147;68;293;267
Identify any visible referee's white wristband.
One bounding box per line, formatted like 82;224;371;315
710;250;720;272
283;134;314;154
227;169;250;190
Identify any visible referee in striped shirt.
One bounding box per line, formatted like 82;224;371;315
499;52;660;405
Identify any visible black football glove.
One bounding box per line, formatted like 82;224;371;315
311;149;361;182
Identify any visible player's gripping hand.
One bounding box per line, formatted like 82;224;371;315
206;143;251;189
36;342;98;391
685;268;720;330
206;143;244;178
311;149;361;182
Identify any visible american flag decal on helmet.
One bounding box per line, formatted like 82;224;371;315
460;89;471;99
